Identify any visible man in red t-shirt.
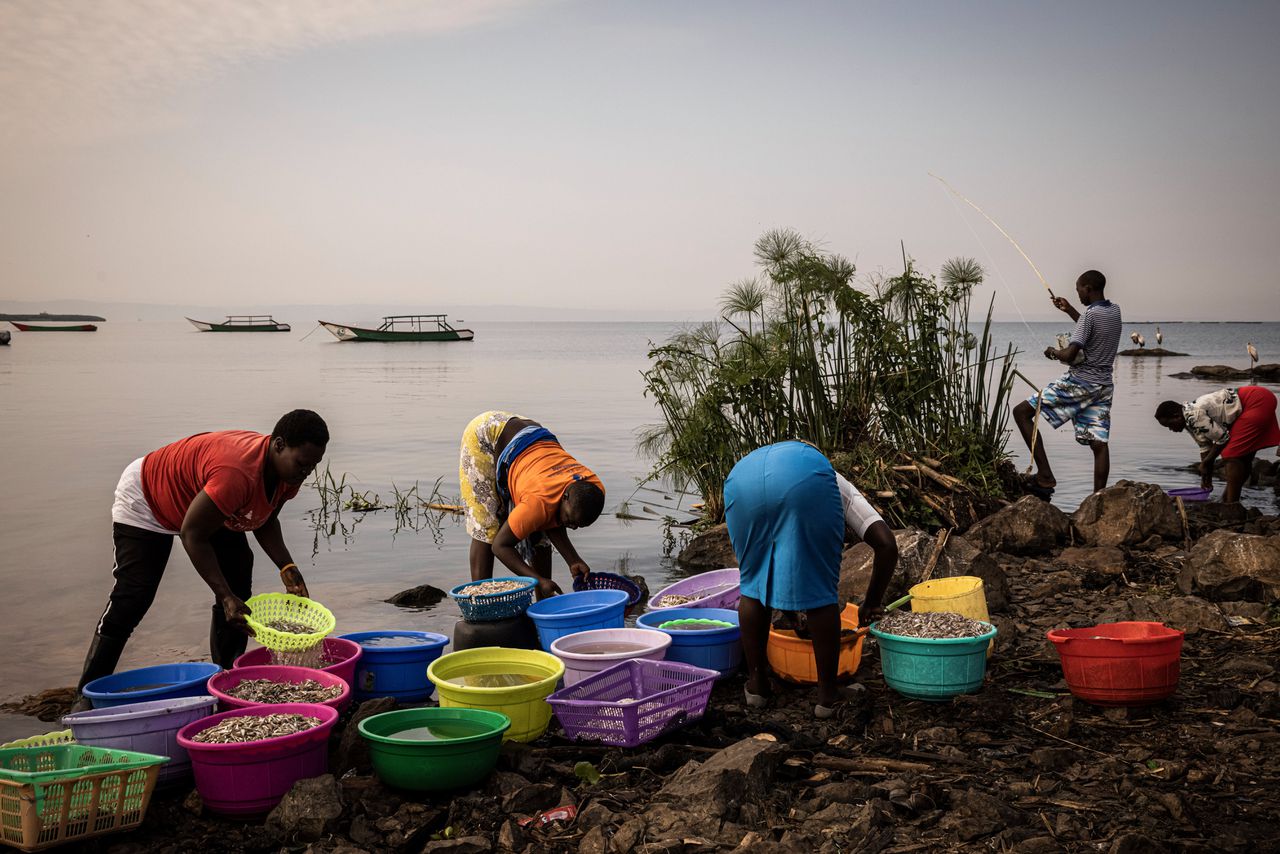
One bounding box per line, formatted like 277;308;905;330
73;410;329;707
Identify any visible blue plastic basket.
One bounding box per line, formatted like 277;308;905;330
448;577;538;622
526;589;629;651
572;572;642;612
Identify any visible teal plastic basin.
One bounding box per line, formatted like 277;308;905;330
870;622;998;701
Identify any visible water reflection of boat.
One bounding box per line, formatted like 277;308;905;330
186;315;291;332
318;315;474;342
10;322;97;331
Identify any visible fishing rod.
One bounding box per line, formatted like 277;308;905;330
929;173;1056;300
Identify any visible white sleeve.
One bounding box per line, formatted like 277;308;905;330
835;473;883;539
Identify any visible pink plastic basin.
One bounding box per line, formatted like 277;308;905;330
550;628;673;686
232;637;363;690
176;702;338;817
207;665;351;714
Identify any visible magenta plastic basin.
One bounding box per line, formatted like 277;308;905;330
208;665;351;714
177;702;338;817
62;694;218;786
550;628;672;686
232;637;363;690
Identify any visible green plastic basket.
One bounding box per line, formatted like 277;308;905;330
244;593;336;652
657;618;734;631
0;732;73;750
0;745;166;784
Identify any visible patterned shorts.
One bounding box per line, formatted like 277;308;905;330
458;411;549;548
1028;376;1113;445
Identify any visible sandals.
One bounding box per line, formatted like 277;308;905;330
744;686;769;708
814;685;866;719
1020;473;1056;502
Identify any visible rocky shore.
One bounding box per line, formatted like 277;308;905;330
8;482;1280;853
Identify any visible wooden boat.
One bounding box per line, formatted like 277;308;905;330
10;322;97;331
318;315;474;342
187;315;291;332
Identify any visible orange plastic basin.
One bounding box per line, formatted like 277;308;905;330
1047;621;1184;706
767;603;865;684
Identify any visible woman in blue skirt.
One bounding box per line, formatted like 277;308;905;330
725;441;898;717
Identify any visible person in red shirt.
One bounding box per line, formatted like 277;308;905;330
458;411;605;599
73;410;328;707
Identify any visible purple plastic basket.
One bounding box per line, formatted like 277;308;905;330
547;658;717;748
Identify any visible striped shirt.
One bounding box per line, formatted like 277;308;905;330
1068;299;1122;386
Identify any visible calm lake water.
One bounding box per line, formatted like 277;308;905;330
1;319;1277;698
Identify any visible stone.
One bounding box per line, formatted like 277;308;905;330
1095;595;1230;635
656;736;782;811
1072;481;1183;547
385;584;446;608
419;838;492;854
578;826;609;854
333;697;397;774
1189;363;1280;381
939;788;1025;842
676;523;738;570
964;496;1071;555
576;802;617;829
800;802;877;840
839;529;1009;612
1056;545;1128;576
264;774;344;843
1178;530;1280;602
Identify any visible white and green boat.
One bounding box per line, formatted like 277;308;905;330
187;315;291;332
318;315;474;342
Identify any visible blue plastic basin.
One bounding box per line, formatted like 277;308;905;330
636;607;742;678
338;631;450;701
526;590;629;652
82;663;223;709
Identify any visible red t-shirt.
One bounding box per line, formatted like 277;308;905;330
141;431;300;533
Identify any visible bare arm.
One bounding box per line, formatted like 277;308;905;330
180;491;253;635
1044;342;1083;364
857;521;898;627
1199;444;1225;488
252;510;308;597
492;522;561;598
544;527;590;581
1052;295;1081;323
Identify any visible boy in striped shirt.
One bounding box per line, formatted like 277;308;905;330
1014;270;1122;499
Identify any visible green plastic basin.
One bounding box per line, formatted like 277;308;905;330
357;708;510;791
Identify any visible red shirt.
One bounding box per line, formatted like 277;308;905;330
141;431;300;532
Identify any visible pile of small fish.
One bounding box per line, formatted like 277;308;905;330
265;619;316;635
226;678;342;704
655;593;704;607
190;713;321;744
876;610;989;639
458;579;527;597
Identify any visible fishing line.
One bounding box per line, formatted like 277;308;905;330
298;322;323;342
939;188;1037;338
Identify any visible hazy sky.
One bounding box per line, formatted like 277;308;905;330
1;0;1277;320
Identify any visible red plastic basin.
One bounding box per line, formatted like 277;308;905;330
232;637;363;690
176;703;338;817
207;665;351;714
1047;621;1184;706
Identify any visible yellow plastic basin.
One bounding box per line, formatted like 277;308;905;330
767;603;866;684
427;647;564;743
909;576;993;657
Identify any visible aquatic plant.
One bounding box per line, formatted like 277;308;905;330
640;229;1019;528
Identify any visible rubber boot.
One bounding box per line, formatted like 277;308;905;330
210;608;249;669
73;633;129;711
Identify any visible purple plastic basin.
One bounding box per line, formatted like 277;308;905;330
232;637;363;690
648;568;741;610
62;695;217;786
177;703;338;817
1165;486;1212;502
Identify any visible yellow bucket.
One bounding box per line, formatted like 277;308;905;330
909;576;993;656
428;647;564;743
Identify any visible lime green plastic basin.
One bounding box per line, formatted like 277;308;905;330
357;708;511;791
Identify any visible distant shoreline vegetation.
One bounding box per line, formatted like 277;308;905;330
639;229;1022;530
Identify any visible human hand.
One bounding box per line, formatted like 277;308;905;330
1051;296;1071;313
568;562;591;582
1200;460;1214;489
857;603;884;628
536;577;562;600
221;595;255;636
281;566;309;598
1044;346;1059;360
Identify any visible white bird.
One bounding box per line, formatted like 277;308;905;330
1155;326;1163;347
1130;331;1145;349
1248;342;1259;368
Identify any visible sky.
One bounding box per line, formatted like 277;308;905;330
1;0;1277;321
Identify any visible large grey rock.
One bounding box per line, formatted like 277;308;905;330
839;529;1009;612
1056;546;1128;576
265;774;343;843
1178;530;1280;602
656;736;781;811
965;496;1071;555
1096;595;1229;636
676;524;738;570
333;697;396;775
1072;481;1183;547
385;584;445;608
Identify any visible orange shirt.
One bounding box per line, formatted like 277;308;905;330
506;441;604;540
141;431;300;533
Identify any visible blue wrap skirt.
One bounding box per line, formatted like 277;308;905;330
724;441;844;611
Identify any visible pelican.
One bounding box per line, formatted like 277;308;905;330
1248;342;1259;369
1155;326;1163;347
1130;331;1145;349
